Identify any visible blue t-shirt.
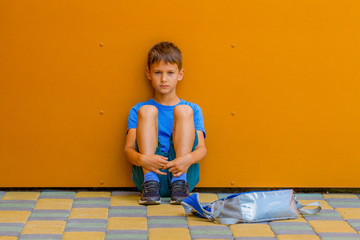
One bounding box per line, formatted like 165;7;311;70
127;99;205;153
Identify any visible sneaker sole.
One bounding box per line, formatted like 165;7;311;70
170;200;182;205
139;199;161;205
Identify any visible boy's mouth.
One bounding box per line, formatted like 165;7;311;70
160;85;169;88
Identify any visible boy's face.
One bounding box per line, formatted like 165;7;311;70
146;60;184;96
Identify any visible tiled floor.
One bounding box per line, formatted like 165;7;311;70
0;190;360;239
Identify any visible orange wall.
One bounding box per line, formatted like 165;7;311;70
1;0;359;188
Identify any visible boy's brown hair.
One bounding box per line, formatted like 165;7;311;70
147;42;182;70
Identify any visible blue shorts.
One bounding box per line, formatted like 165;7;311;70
132;132;200;197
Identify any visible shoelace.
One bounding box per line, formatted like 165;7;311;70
172;182;187;193
143;182;159;193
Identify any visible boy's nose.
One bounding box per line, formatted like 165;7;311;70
161;74;167;82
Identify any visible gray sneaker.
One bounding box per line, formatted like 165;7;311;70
139;180;161;205
170;180;189;205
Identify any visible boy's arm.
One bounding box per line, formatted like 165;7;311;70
163;130;207;177
124;128;167;175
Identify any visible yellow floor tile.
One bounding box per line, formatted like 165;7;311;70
298;200;333;210
147;204;185;216
309;220;357;233
323;194;358;199
2;192;40;200
186;215;224;226
62;232;105;240
149;228;191;240
34;199;73;210
0;237;18;240
194;193;218;203
110;195;140;206
22;220;66;234
230;224;275;237
0;211;30;223
277;235;321;240
69;208;108;219
107;217;147;230
75;192;111;198
336;208;360;220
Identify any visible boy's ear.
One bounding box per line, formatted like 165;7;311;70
178;68;184;81
145;67;151;80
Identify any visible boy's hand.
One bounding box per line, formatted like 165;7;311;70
163;154;192;177
140;154;168;175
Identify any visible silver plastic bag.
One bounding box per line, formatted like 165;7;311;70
182;189;321;224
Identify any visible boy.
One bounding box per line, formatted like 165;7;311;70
124;42;207;205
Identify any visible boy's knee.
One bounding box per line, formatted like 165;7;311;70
173;105;193;119
138;105;158;119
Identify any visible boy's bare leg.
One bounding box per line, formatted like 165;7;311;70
170;105;195;204
136;105;161;205
173;105;195;160
136;105;158;175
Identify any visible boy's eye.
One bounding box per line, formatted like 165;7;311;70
154;71;161;74
168;72;174;74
